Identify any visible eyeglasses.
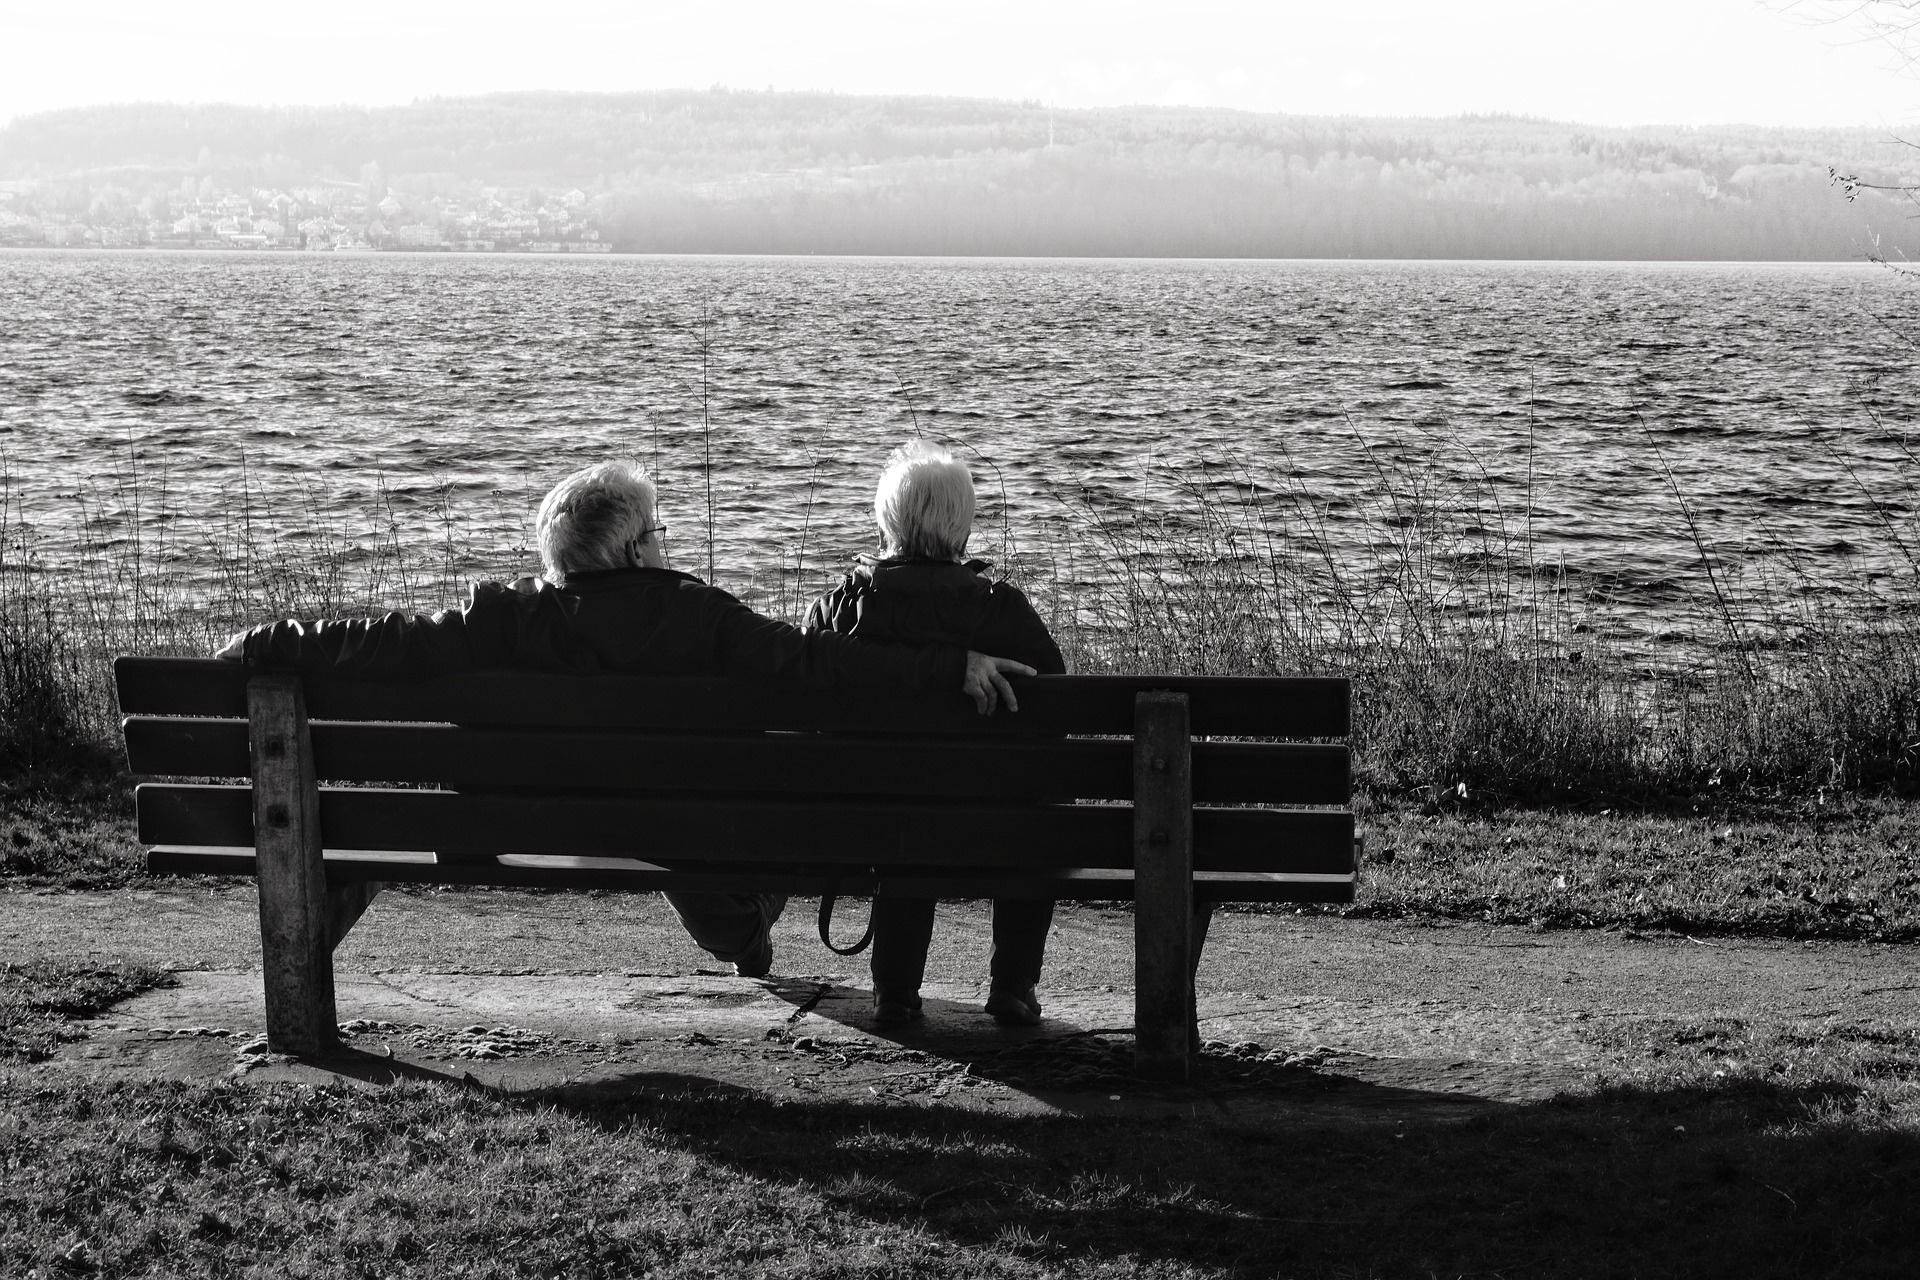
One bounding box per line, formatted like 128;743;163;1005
635;525;668;541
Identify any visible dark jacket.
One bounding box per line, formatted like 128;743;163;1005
237;565;968;691
803;557;1066;675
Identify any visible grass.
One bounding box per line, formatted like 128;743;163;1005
0;774;145;890
1323;797;1920;941
0;961;173;1063
1;1031;1915;1279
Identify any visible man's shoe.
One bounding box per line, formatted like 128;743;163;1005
732;931;774;979
729;901;791;982
731;894;788;979
874;993;924;1025
985;985;1042;1026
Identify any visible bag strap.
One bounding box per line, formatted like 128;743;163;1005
817;889;876;956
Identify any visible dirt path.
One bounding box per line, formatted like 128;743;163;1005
6;885;1915;1123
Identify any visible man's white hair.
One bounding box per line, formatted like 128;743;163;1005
874;440;975;561
536;461;658;586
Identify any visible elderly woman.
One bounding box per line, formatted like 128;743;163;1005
219;458;1036;979
805;441;1067;1025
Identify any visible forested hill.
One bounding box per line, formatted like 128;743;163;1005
2;91;1914;259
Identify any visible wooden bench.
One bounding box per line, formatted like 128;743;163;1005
115;657;1357;1080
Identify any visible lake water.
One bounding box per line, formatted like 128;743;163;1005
2;250;1917;651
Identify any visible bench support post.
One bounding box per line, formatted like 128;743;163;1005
1134;691;1194;1082
248;673;336;1056
327;880;383;952
1190;899;1215;1053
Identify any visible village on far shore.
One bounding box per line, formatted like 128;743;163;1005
0;176;614;253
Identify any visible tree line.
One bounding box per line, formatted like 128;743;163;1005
2;90;1910;258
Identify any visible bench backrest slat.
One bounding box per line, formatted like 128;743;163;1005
135;782;1357;875
115;657;1350;738
122;717;1351;806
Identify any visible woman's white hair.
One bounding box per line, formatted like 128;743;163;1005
874;440;975;561
535;461;658;586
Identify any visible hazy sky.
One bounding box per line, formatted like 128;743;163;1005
2;0;1914;130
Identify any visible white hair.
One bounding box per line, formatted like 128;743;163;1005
535;461;658;586
874;440;975;561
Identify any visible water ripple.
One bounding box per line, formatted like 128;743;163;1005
2;252;1916;644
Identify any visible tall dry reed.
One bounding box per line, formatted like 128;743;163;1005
3;427;1915;803
0;453;533;761
1008;430;1919;803
1;472;91;771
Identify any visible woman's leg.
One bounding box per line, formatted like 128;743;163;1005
986;897;1053;1024
869;894;937;1020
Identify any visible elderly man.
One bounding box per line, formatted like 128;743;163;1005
218;459;1035;978
805;441;1067;1026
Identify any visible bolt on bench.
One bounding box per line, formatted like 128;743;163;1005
116;657;1357;1080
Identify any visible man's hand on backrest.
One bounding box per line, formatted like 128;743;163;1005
963;652;1036;715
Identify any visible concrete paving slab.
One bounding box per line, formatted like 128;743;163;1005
41;967;1593;1125
10;888;1913;1129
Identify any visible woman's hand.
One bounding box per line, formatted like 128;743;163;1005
214;631;247;661
962;652;1036;715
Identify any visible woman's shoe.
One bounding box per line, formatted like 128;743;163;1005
874;992;924;1025
985;985;1042;1026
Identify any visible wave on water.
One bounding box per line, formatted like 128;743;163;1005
3;254;1918;662
123;388;207;407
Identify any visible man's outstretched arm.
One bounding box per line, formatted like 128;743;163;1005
700;586;1035;712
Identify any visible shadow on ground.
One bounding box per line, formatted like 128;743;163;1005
10;960;1920;1276
8;1046;1914;1279
69;977;1895;1277
265;1010;1915;1278
516;1068;1916;1278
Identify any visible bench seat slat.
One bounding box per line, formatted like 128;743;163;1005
122;717;1351;806
115;657;1350;738
146;846;1357;903
137;784;1357;875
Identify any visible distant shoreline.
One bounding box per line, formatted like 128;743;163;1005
0;245;1882;267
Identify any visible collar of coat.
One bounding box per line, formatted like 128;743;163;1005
852;555;996;591
533;566;710;593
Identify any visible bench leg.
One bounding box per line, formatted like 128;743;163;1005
248;673;336;1056
1134;692;1194;1082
